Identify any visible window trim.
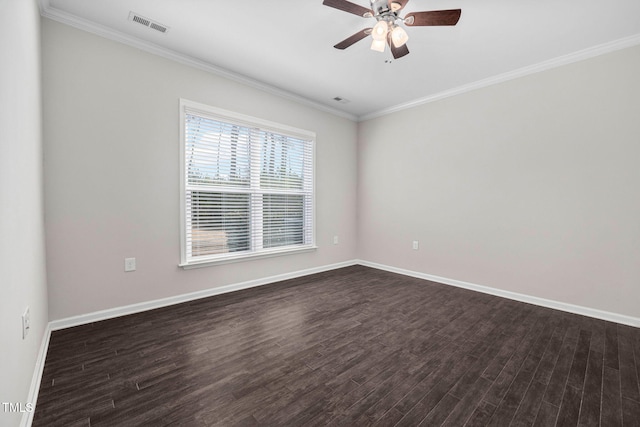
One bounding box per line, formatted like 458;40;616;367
179;99;316;268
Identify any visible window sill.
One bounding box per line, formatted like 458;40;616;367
179;245;318;269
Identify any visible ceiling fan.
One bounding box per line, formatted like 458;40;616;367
322;0;461;59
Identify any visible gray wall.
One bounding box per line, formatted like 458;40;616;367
0;1;48;426
358;45;640;319
39;13;640;324
7;11;640;421
42;19;358;320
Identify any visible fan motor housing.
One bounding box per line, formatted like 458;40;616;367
371;0;393;17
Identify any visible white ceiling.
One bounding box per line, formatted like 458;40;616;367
41;0;640;120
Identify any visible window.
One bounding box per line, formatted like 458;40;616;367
180;100;315;267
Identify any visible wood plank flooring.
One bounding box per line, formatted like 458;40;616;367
33;266;640;426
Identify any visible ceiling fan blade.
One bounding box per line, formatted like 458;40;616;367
334;29;372;49
388;0;409;12
322;0;373;17
404;9;462;26
387;34;410;59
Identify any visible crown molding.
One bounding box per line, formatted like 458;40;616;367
38;1;640;122
38;0;358;122
359;33;640;121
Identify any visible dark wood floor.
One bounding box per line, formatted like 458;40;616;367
33;265;640;426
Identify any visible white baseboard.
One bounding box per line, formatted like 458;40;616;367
49;260;358;331
23;258;639;426
23;259;356;426
357;259;640;328
21;324;52;427
47;256;640;332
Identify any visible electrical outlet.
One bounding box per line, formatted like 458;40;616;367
124;257;136;272
412;240;419;250
22;307;30;339
333;235;339;245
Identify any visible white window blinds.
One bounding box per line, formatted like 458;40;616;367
180;101;315;266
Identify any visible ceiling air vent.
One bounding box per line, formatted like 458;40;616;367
128;12;169;34
149;22;168;33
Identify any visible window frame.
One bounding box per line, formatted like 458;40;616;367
179;99;316;269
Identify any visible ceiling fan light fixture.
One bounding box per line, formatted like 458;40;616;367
323;0;463;59
391;25;409;47
371;20;388;41
370;38;386;52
